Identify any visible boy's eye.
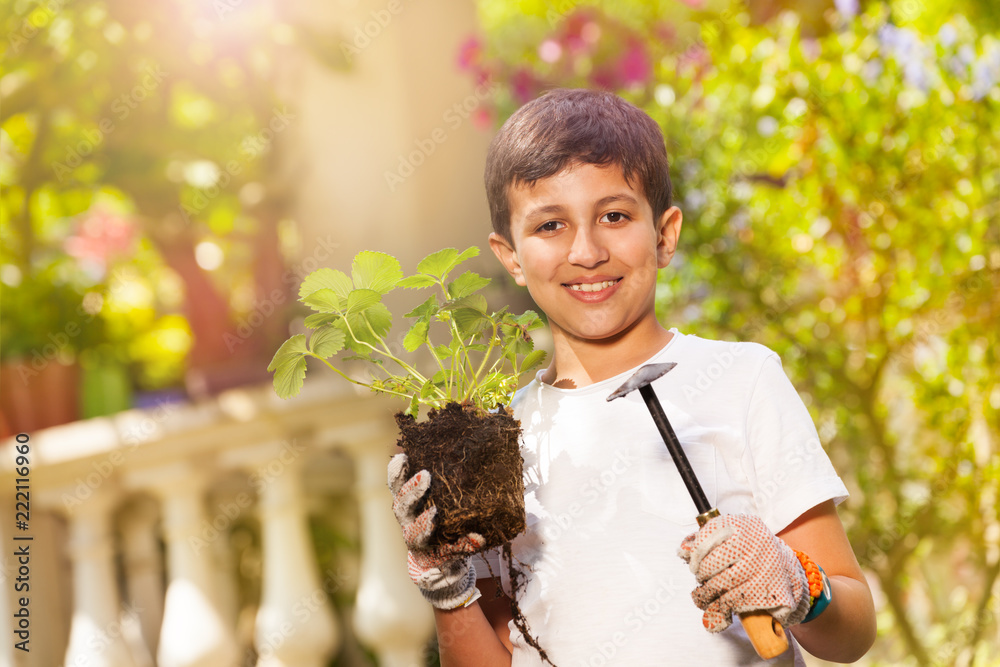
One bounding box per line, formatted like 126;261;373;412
537;220;562;232
601;211;630;224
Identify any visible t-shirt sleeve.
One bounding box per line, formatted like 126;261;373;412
743;353;849;534
472;547;503;580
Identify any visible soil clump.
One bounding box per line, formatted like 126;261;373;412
395;401;525;550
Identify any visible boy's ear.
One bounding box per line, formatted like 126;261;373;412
488;232;526;286
656;206;683;269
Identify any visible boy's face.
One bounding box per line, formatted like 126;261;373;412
489;161;682;346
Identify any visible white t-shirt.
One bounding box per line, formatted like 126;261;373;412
473;329;849;666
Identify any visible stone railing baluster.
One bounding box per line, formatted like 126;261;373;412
352;443;435;667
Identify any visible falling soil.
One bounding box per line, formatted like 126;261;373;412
395;402;525;550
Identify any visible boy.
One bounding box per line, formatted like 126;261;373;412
388;88;876;665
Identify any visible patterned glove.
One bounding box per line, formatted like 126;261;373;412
388;453;485;609
677;514;811;633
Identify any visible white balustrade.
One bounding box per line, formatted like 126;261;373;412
62;487;136;667
352;443;435;667
0;381;454;667
143;464;239;667
254;451;339;667
118;496;164;660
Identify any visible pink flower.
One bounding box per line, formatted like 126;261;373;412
456;35;482;71
511;68;538;104
619;41;651;86
562;10;601;55
472;106;494;130
64;208;135;275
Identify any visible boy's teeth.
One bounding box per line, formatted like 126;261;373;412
569;280;617;292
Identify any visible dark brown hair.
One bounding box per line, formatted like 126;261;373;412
484;88;673;242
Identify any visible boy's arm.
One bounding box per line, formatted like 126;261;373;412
779;500;877;663
478;576;515;652
435;577;513;667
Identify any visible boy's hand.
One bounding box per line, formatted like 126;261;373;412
677;514;811;633
388;453;485;609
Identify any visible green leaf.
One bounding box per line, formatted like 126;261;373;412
352;251;403;294
416;246;480;282
346;288;382;314
454;246;480;265
443;294;488;313
398;274;438;289
267;335;309;399
510;334;534;355
516;310;544;330
299;268;352;300
447;271;492;299
520;349;547;374
302;288;344;313
339;303;393;353
309;326;346;358
432;344;451;360
363;302;393;338
268;334;308;371
420;378;439;398
403;320;429;352
303;313;338;329
479;371;505;394
406;392;420;418
272;356;307;399
405;294;439;320
454;308;488;337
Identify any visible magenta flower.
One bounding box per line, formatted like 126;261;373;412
456;36;482;71
619;41;651;86
511;68;538;104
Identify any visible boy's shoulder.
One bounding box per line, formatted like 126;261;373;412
675;331;780;366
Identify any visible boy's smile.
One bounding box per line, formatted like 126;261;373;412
490;161;682;367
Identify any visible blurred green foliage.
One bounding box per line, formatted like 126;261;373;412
473;1;999;664
0;0;313;391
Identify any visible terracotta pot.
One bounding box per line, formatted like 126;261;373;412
0;358;80;437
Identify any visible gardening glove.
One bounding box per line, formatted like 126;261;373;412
388;453;486;609
677;514;811;633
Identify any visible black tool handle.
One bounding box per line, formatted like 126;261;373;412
638;384;712;515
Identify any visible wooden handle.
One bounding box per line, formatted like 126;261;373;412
739;610;788;659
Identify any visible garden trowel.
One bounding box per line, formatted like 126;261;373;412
607;362;789;660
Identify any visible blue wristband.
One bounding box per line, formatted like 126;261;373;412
803;565;832;623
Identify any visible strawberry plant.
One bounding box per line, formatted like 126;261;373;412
268;246;545;415
268;246;546;550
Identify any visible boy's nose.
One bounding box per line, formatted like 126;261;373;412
567;226;609;267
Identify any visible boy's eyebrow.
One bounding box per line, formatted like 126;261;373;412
524;193;640;219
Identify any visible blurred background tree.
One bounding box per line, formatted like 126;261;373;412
1;0;346;425
469;0;999;665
